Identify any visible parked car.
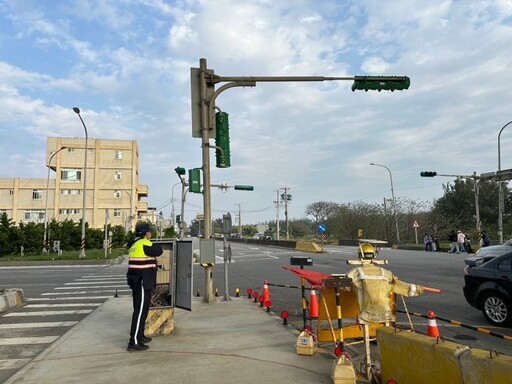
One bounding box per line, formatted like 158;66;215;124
463;252;512;326
465;238;512;266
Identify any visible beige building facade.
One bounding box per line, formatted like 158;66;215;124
0;137;148;231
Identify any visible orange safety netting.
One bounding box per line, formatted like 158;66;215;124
282;266;331;288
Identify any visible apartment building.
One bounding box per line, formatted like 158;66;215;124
0;137;148;231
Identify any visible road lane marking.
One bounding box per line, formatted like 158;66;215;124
0;321;78;329
27;296;112;301
42;290;130;295
54;285;126;289
0;358;32;370
4;310;93;316
0;336;59;345
25;303;101;308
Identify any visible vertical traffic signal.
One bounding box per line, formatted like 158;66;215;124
420;171;437;177
189;168;202;193
351;76;410;92
215;111;231;168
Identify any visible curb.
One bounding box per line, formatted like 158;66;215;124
0;288;25;313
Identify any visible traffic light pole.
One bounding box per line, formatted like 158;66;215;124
195;57;410;303
422;172;482;233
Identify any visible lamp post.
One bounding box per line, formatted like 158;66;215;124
73;107;88;258
498;121;512;244
43;146;67;252
171;181;181;234
370;162;400;242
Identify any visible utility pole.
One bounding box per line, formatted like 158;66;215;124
280;187;291;240
190;58;410;303
275;190;281;240
420;171;490;233
235;203;242;235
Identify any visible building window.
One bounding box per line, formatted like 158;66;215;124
67;148;75;153
113;209;122;217
32;190;42;200
115;151;123;160
114;190;121;198
60;189;81;195
9;189;14;195
24;210;45;221
114;171;122;180
61;169;82;182
59;209;80;215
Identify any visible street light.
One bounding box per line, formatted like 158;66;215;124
73;107;88;258
43;146;67;252
370;163;400;242
498;120;512;244
171;181;181;233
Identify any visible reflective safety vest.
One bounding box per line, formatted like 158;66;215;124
128;238;157;270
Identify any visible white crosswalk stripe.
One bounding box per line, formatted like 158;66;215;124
55;285;125;289
0;322;78;329
0;359;32;370
4;310;93;316
26;303;102;308
1;267;129;382
0;336;60;345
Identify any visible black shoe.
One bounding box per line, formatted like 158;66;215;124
139;336;152;343
127;343;149;352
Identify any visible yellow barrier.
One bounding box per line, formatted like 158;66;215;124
295;241;324;253
377;327;512;384
145;307;175;336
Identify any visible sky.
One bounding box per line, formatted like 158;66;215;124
1;0;512;228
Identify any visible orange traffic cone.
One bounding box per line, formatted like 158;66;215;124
262;280;271;307
309;288;319;318
427;311;440;338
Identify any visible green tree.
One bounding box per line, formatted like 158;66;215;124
0;213;17;256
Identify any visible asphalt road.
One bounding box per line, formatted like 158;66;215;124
197;241;512;356
1;242;511;382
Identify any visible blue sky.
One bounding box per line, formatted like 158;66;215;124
1;0;512;227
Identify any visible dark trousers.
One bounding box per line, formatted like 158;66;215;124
129;281;152;345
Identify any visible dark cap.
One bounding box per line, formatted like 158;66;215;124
136;223;151;235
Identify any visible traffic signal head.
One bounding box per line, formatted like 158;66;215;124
352;76;410;92
176;215;181;224
188;168;202;194
234;185;254;191
420;171;437;177
215;111;231;168
175;167;186;176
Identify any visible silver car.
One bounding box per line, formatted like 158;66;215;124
464;238;512;266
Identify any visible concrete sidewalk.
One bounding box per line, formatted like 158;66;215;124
6;295;335;384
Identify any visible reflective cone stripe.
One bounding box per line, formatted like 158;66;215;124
262;280;271;305
309;289;319;318
427;310;440;338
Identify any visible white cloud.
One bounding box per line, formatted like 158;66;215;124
1;0;512;224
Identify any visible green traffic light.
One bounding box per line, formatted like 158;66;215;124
352;76;410;92
215;112;231;168
234;185;254;191
175;167;186;176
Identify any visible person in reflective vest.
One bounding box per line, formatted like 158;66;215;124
126;222;163;351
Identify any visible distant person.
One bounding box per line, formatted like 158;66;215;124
465;236;473;254
481;231;490;247
126;223;163;352
448;230;458;253
457;230;466;253
423;233;432;251
432;234;440;252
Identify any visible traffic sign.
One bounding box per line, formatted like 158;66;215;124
413;221;419;228
317;224;327;234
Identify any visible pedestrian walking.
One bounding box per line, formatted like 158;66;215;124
457;230;466;253
126;223;163;351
